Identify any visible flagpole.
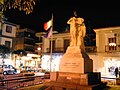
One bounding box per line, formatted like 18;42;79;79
50;13;53;72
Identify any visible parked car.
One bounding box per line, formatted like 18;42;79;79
0;64;17;75
21;66;41;72
32;66;42;72
21;66;33;72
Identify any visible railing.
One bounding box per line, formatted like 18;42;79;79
47;45;120;53
101;77;117;85
0;74;50;90
85;46;97;53
46;46;97;53
46;47;65;53
105;45;120;52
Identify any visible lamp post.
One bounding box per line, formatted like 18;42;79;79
37;47;42;69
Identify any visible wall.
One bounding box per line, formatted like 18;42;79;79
2;24;16;37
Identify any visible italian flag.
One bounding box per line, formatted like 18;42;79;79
44;20;52;30
45;27;52;38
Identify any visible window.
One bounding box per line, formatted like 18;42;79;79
6;25;12;33
108;37;116;51
64;39;70;52
5;41;11;49
49;40;55;52
109;37;116;43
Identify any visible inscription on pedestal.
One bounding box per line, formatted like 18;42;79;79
63;62;80;67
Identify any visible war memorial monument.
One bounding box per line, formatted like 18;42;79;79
44;12;106;90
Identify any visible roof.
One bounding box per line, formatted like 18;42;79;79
94;26;120;32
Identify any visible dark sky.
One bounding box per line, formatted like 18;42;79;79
3;0;120;33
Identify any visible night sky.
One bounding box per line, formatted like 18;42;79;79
3;0;120;33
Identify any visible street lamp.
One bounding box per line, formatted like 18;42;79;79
37;47;41;55
37;47;41;51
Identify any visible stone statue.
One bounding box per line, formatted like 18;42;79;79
67;11;86;51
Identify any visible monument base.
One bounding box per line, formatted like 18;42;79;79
50;72;101;85
44;72;106;90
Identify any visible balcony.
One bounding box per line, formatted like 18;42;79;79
105;45;120;52
46;47;65;53
85;46;97;53
24;46;34;52
45;46;97;53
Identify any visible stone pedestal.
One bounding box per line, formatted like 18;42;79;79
45;72;103;90
50;72;101;85
59;46;93;73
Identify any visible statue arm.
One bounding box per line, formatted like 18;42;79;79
84;26;86;37
77;18;84;24
67;17;75;24
82;24;86;37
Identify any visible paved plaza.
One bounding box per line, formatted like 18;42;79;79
103;85;120;90
17;84;120;90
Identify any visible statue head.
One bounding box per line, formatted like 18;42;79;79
73;11;77;17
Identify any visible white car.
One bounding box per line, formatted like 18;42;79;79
0;65;17;75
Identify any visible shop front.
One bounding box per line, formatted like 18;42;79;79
104;57;120;77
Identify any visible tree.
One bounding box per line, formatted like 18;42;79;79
0;45;10;85
12;49;27;56
0;0;36;14
0;0;37;31
0;44;10;64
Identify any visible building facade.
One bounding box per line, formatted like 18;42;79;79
0;21;41;71
94;26;120;77
14;28;40;69
0;21;19;65
0;21;19;50
15;28;37;53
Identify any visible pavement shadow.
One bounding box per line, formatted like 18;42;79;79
102;86;111;90
39;86;48;90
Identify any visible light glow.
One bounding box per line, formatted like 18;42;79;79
41;54;63;71
37;47;41;50
109;43;116;46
